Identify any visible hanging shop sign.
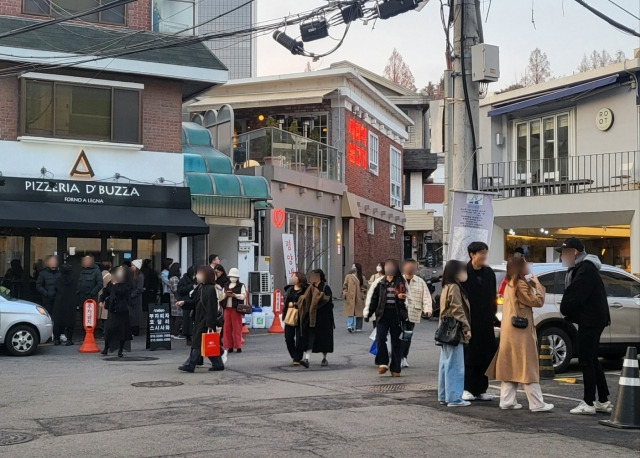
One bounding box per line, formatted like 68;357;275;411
346;118;368;169
0;177;190;209
69;150;95;178
272;208;286;228
282;233;297;280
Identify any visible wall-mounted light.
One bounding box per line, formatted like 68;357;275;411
272;209;285;228
332;195;339;202
364;204;370;211
373;208;378;214
336;232;342;255
258;114;265;121
316;191;324;198
299;187;306;194
279;183;287;190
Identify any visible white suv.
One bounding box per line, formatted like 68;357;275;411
493;263;640;373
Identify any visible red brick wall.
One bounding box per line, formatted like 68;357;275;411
0;70;182;153
354;217;404;277
343;110;404;209
0;0;151;30
424;184;445;203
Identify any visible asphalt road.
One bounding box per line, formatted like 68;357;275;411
0;316;638;457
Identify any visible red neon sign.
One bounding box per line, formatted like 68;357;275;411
346;118;368;170
272;209;285;228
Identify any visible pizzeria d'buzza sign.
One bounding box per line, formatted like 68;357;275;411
25;180;140;203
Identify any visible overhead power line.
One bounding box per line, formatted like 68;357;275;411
573;0;640;38
606;0;640;22
0;0;138;39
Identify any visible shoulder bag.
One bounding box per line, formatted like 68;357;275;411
434;316;461;346
236;303;252;315
284;304;299;326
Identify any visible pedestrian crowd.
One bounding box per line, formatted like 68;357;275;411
16;237;614;417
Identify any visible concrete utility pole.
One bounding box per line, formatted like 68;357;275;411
443;0;480;260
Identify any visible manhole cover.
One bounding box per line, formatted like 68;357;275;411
356;383;436;393
0;431;35;446
103;356;159;362
131;381;184;388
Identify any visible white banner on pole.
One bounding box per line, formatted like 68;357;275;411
448;191;494;261
282;233;297;280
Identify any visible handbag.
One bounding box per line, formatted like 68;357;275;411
284;305;299;327
400;321;413;342
201;331;221;357
511;316;529;329
435;315;461;346
236;303;252;315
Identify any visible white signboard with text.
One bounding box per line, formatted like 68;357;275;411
282;234;297;280
448;191;494;261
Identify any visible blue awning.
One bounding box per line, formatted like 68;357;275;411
488;75;618;117
185;172;271;200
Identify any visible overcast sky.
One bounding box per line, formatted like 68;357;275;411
256;0;640;89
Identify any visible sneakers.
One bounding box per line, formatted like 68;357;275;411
461;390;476;401
377;365;389;375
595;401;613;413
438;400;447;405
60;334;67;343
448;400;471;407
300;359;309;369
531;403;554;412
570;401;596;415
401;357;409;368
476;393;494;401
500;403;523;410
221;350;228;364
347;327;354;333
172;334;186;340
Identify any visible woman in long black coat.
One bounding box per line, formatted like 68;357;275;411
310;269;334;366
176;266;224;373
53;265;77;346
99;266;133;357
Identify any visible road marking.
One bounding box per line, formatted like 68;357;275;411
489;384;582;402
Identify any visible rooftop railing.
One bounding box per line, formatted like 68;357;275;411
234;128;343;183
480;151;639;197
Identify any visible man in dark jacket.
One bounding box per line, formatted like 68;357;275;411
461;241;497;402
558;237;612;415
35;255;60;313
77;255;103;311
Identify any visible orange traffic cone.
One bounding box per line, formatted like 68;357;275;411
269;313;284;334
242;324;250;334
79;299;100;353
600;346;640;429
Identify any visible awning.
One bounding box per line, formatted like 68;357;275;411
254;201;274;210
488;75;618;117
185;172;271;200
190;89;334;110
341;191;360;219
404;210;435;232
0;201;209;235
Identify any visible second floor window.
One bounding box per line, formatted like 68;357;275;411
368;131;379;175
23;79;141;144
390;146;402;208
23;0;126;25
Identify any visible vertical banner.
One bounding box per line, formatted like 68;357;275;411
282;233;297;280
448;191;494;261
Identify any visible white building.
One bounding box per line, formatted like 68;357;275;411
478;59;640;275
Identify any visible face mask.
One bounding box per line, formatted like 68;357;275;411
376;266;382;272
196;274;205;283
352;264;356;270
289;276;298;286
229;277;238;282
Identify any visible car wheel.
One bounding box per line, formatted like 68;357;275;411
539;327;572;374
5;325;39;356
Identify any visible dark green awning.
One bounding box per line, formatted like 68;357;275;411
185;173;271;200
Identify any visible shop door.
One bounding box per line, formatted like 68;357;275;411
106;237;133;267
30;236;58;302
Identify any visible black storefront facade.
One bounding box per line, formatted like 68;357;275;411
0;176;208;302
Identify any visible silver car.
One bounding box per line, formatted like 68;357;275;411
0;289;53;356
494;263;640;373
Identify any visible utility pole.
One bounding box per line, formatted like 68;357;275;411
443;0;480;260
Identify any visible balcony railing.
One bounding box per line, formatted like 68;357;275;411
234;128;343;183
480;151;640;197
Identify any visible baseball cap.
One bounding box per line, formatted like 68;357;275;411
555;237;584;253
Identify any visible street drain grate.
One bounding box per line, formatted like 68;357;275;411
0;431;35;446
356;383;436;393
131;381;184;388
103;356;159;362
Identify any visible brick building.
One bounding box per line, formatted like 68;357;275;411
0;0;227;299
188;65;411;288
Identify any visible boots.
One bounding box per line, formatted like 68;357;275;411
118;340;125;357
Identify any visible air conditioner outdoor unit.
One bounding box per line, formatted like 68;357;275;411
248;271;273;293
238;227;254;242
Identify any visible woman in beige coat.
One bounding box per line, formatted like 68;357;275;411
343;263;367;332
487;257;554;412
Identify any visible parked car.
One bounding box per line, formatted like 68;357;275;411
0;288;53;356
493;263;640;373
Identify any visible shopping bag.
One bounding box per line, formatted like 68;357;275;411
369;341;378;356
201;332;221;357
368;329;377;341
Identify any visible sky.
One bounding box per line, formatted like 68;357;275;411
256;0;640;90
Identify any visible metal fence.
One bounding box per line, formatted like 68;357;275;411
234;128;343;182
480;151;640;197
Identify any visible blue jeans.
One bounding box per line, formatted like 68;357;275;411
438;344;465;404
347;316;363;330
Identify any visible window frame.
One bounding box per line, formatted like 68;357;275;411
22;0;127;25
366;216;375;235
389;145;402;208
368;131;379;175
600;271;640;298
21;77;143;145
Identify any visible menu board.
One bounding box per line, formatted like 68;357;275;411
147;303;171;351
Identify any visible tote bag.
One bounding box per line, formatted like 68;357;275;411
284;306;299;326
201;331;221;357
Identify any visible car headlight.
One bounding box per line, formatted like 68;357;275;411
36;306;49;317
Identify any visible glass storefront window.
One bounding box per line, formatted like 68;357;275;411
138;238;163;272
185;235;206;269
30;236;57;278
285;212;331;277
106;237;132;266
0;236;26;298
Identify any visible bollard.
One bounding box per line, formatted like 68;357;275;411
79;299;100;353
599;346;640;429
539;335;555;380
269;289;284;334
